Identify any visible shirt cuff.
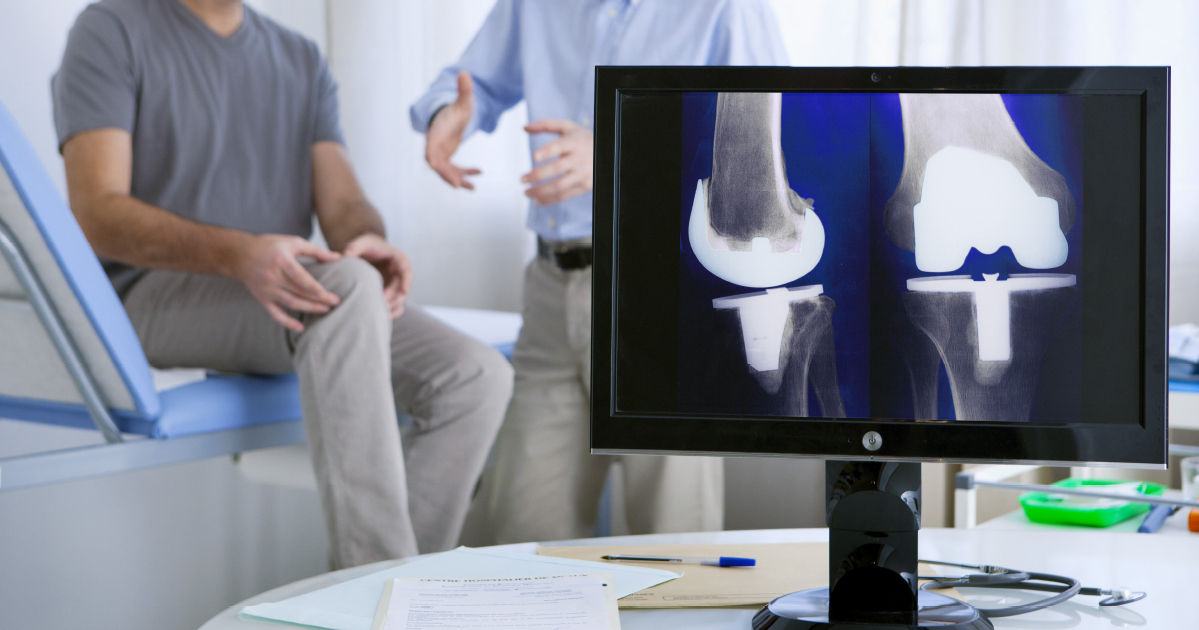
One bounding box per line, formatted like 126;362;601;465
410;92;481;139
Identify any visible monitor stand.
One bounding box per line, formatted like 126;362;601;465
752;461;992;629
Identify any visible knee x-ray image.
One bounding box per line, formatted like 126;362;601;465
679;92;869;419
679;92;1083;424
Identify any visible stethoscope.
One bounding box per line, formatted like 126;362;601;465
919;560;1147;618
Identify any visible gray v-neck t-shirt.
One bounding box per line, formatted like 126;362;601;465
52;0;343;295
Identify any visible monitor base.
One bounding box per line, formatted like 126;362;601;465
752;587;992;629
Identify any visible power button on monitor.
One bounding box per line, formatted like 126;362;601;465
862;431;882;452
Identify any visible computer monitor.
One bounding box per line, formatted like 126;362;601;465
591;67;1168;629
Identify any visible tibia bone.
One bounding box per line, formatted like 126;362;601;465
714;294;846;418
899;284;1076;422
906;274;1076;363
892;309;941;420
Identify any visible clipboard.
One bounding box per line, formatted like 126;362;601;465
539;543;826;608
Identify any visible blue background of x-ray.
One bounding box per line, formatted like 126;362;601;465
678;92;872;419
678;91;1084;422
869;93;1085;421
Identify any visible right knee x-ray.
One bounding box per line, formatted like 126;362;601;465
678;92;1083;423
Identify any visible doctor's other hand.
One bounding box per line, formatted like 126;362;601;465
522;119;594;206
233;235;342;333
426;70;481;190
344;233;414;319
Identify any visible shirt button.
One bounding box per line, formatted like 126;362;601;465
632;0;639;4
548;218;558;228
582;117;592;127
608;8;617;18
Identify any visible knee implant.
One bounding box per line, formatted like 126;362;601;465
886;95;1077;422
690;93;844;415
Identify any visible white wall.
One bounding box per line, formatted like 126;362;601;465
0;0;96;195
328;0;534;313
0;3;331;630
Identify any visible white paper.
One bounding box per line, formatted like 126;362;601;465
378;575;614;630
240;547;676;630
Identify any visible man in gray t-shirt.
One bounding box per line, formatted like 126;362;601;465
53;0;513;568
54;0;343;297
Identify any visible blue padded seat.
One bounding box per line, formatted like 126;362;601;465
150;374;302;438
0;373;301;439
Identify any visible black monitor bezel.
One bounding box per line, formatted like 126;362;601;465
592;66;1168;467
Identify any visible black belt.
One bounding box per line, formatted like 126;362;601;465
537;237;593;270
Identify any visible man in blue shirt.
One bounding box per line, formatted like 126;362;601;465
411;0;789;543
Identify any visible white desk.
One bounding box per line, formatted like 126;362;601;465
200;527;1198;629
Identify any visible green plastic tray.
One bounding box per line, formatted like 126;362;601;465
1019;478;1166;528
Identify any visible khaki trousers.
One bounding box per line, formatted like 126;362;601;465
486;258;724;543
122;258;513;568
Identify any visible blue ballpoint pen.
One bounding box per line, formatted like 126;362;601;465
1137;503;1180;533
601;554;756;567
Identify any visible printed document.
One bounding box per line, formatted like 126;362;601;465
370;573;620;630
240;546;672;630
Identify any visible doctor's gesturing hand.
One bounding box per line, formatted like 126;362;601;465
424;70;594;206
426;71;482;190
521;119;593;206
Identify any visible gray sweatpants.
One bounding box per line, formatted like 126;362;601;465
122;258;513;568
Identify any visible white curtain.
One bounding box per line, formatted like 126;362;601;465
772;0;1199;323
327;0;1199;319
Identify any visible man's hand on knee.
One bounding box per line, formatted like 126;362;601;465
344;233;413;319
232;235;343;332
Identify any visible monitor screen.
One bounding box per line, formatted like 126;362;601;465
680;91;1089;424
593;67;1168;466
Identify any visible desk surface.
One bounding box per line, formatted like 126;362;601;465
200;527;1198;630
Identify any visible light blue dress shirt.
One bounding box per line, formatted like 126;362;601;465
410;0;790;242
